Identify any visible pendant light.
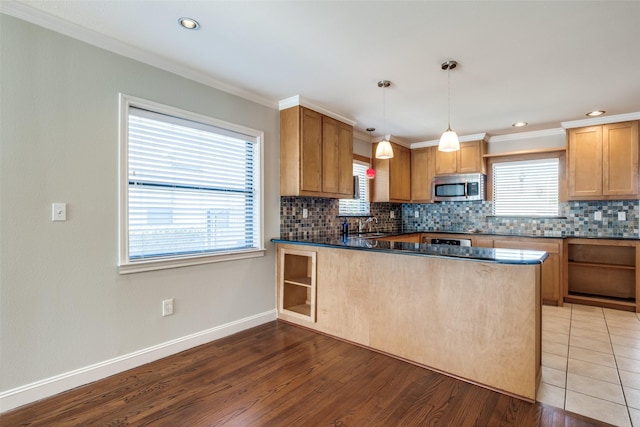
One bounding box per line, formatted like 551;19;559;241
375;80;394;159
439;60;460;152
365;128;377;179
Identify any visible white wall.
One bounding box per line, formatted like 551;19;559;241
353;135;372;158
0;14;280;403
487;131;566;154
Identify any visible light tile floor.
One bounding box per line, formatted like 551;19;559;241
539;303;640;426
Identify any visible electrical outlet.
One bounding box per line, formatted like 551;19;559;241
414;210;420;218
594;211;602;221
618;211;627;221
390;210;395;219
162;299;174;316
303;208;308;219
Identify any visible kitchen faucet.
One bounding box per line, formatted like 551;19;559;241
358;216;378;233
365;216;377;232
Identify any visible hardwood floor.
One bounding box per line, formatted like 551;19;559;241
2;321;609;426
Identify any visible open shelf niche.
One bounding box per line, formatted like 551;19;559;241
566;238;639;312
278;247;317;322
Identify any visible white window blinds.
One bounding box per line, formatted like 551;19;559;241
493;158;559;216
125;106;261;263
339;161;370;215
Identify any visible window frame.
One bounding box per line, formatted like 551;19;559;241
338;155;371;216
118;94;265;274
486;150;566;217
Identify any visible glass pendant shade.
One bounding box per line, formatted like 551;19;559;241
366;168;376;179
375;135;394;159
439;128;460;152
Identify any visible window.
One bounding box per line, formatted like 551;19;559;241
339;160;370;215
119;94;264;273
493;157;559;216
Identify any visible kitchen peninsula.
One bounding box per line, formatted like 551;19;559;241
272;236;547;401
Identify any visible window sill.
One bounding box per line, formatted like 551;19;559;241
119;248;266;274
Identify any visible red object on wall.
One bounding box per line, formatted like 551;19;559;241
366;168;376;179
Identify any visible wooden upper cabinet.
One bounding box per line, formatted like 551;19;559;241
603;121;639;196
434;149;457;175
280;106;353;198
337;120;354;195
568;121;638;200
300;107;323;193
411;147;436;202
459;141;486;173
390;144;411;201
371;141;411;202
434;140;487;175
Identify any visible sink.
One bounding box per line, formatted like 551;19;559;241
351;232;388;238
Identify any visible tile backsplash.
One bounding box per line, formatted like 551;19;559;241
280;197;639;238
402;200;639;238
280;197;402;238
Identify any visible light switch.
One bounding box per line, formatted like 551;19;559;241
52;203;67;221
618;211;627;221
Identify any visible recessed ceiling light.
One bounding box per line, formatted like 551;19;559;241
586;110;605;117
178;17;200;30
512;122;528;127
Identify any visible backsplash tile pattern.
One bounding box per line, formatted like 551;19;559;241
281;198;639;238
280;197;402;238
402;200;639;238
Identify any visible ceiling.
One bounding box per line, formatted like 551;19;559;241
4;1;640;145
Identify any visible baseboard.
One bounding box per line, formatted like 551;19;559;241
0;309;277;413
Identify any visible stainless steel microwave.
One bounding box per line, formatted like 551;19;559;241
433;173;485;202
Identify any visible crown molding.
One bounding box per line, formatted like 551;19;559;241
561;112;640;129
353;129;373;141
487;128;565;143
278;95;357;126
0;1;277;109
410;132;487;149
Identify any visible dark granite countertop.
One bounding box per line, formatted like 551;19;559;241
272;235;548;265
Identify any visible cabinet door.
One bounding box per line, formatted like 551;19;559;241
493;238;562;305
390;144;411;201
435;149;457;175
411;147;435;202
541;253;561;302
300;107;323;193
473;237;494;248
322;116;340;194
459;141;486;174
568;126;603;198
603;121;638;197
337;121;354;196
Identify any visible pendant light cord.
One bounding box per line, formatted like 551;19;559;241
383;83;387;137
447;66;451;130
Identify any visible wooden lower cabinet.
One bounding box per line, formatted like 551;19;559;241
490;237;563;306
566;238;640;312
378;233;421;243
418;233;563;306
275;243;541;401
